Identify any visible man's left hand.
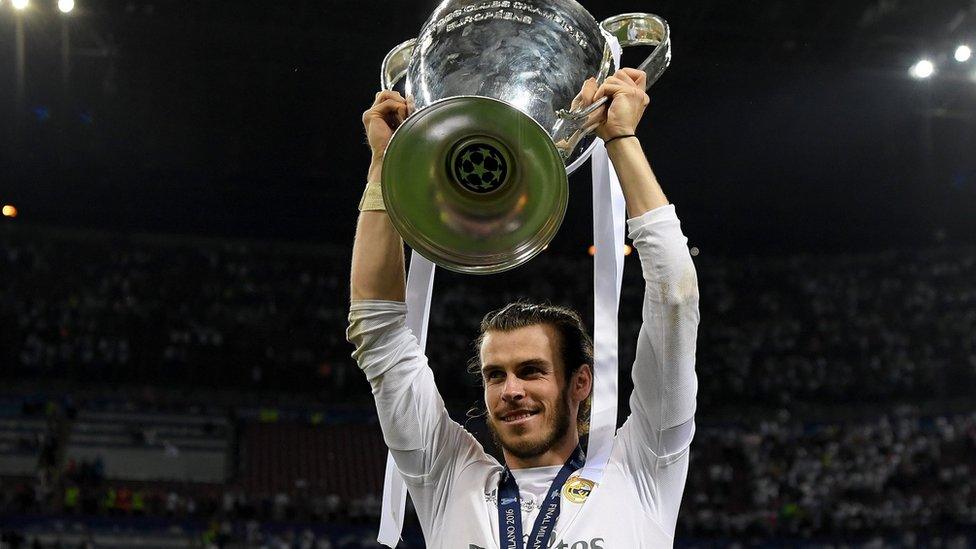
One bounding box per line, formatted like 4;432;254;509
572;68;650;141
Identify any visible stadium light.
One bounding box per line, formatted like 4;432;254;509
12;0;28;10
2;204;18;218
587;245;633;256
909;59;935;79
955;45;972;63
58;0;74;13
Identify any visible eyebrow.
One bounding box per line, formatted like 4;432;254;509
481;359;549;373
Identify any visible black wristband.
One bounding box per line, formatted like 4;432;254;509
604;134;637;145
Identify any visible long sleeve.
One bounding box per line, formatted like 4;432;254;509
616;203;700;536
346;300;492;531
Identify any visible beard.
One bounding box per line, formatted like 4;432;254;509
487;385;573;461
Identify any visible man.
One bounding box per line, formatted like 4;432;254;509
348;68;699;548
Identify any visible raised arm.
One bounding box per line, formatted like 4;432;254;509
350;91;409;302
593;68;698;446
577;69;668;216
584;69;700;535
347;92;491;531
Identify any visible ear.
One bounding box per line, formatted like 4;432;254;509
571;364;593;403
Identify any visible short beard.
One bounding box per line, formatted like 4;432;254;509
487;385;573;461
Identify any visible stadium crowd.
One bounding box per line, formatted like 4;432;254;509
0;474;382;527
2;226;976;545
682;408;976;540
3;227;975;406
0;229;350;393
2;407;974;545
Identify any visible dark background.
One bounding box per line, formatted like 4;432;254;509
2;0;974;255
2;2;976;546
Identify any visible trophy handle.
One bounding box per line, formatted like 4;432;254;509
381;38;417;91
555;13;671;124
601;13;671;90
552;14;670;162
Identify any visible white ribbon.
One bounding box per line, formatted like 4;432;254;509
580;35;624;485
377;250;435;548
579;138;626;484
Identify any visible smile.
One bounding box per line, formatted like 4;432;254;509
501;411;538;424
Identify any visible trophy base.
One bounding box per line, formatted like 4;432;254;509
383;96;567;275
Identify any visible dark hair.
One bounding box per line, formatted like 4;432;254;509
469;301;593;434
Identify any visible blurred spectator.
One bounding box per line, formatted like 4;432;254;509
3;229;975;405
0;400;973;542
3;218;976;545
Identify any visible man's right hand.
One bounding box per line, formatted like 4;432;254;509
362;91;409;160
352;91;410;302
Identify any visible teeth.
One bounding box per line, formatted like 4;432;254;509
505;412;534;421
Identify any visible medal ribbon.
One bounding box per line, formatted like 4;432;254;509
497;446;585;549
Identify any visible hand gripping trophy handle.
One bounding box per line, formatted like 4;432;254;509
553;13;671;155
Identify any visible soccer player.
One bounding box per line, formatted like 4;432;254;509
348;68;699;548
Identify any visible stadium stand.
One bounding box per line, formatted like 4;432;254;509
3;225;975;405
0;400;47;478
2;225;976;546
67;409;230;483
241;421;385;504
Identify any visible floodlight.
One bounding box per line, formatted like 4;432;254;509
955;45;972;63
2;205;18;218
587;245;632;256
12;0;29;10
909;59;935;79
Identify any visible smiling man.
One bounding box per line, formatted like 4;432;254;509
348;68;700;548
477;304;593;471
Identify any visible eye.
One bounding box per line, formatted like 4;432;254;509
484;370;504;381
521;366;542;377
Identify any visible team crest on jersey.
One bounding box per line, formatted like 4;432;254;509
562;476;595;504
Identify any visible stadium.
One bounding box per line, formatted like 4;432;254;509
2;0;975;547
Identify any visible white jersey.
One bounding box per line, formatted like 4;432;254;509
347;204;700;549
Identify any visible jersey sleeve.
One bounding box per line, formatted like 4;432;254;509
615;204;700;536
346;300;492;530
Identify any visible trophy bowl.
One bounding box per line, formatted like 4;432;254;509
379;0;670;274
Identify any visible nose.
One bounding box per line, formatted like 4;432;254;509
501;375;525;403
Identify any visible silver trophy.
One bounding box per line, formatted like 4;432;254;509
380;0;670;273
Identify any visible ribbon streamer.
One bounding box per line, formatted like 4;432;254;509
580;34;625;486
579;138;626;484
377;251;435;547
